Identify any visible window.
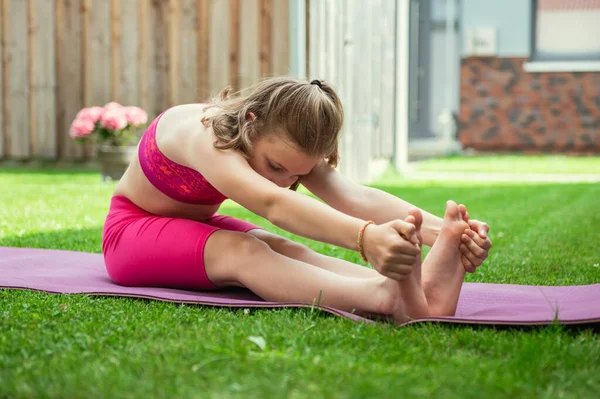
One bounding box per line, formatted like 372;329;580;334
532;0;600;61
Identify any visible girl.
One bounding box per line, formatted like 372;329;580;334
102;76;492;324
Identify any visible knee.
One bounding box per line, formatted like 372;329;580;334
264;235;310;259
205;232;274;286
228;233;274;259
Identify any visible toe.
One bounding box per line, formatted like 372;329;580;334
458;204;467;218
444;200;460;221
408;207;423;231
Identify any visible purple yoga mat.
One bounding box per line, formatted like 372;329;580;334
1;246;599;327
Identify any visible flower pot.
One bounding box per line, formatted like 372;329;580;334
97;145;137;181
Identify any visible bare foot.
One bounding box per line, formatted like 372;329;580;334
421;200;469;316
376;208;430;324
377;276;409;324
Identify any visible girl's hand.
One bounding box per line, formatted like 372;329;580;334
460;225;492;272
362;220;420;281
459;212;492;273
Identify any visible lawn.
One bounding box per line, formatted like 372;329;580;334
410;154;600;174
1;165;600;399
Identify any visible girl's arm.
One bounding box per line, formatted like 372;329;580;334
358;187;442;246
301;161;443;247
183;126;367;251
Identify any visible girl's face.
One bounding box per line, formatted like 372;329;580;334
249;131;320;188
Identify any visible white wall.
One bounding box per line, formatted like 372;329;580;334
460;0;532;57
537;9;600;57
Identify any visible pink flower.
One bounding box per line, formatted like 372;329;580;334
123;106;148;126
75;106;105;123
101;109;128;131
103;101;123;112
69;117;95;138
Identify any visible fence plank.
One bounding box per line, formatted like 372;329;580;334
259;0;271;77
379;0;395;157
196;0;210;100
81;0;90;104
5;0;29;159
354;0;372;182
110;0;121;102
0;0;4;158
151;0;168;116
138;0;151;117
120;0;139;106
178;0;198;104
138;0;161;120
305;0;310;76
270;0;288;76
209;0;229;97
27;0;35;156
29;0;56;160
229;0;239;92
167;0;179;107
83;0;111;107
55;0;83;159
239;0;259;90
370;0;382;157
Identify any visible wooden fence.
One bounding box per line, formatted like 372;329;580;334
0;0;290;161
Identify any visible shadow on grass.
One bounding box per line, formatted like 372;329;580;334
0;162;100;175
0;227;104;253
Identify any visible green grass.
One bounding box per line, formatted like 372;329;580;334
411;154;600;174
1;165;600;399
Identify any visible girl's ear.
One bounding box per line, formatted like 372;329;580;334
246;112;256;121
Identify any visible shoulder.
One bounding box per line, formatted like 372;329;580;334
157;103;213;133
153;103;219;166
302;159;337;184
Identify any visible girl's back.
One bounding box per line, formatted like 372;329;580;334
113;103;223;221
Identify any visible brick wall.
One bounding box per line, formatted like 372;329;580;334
457;57;600;153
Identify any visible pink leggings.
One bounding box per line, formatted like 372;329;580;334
102;195;262;290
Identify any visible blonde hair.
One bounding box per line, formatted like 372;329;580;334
201;76;344;190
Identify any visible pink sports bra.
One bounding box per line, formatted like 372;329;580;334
138;111;228;205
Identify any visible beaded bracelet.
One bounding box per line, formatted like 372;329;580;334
357;220;375;263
